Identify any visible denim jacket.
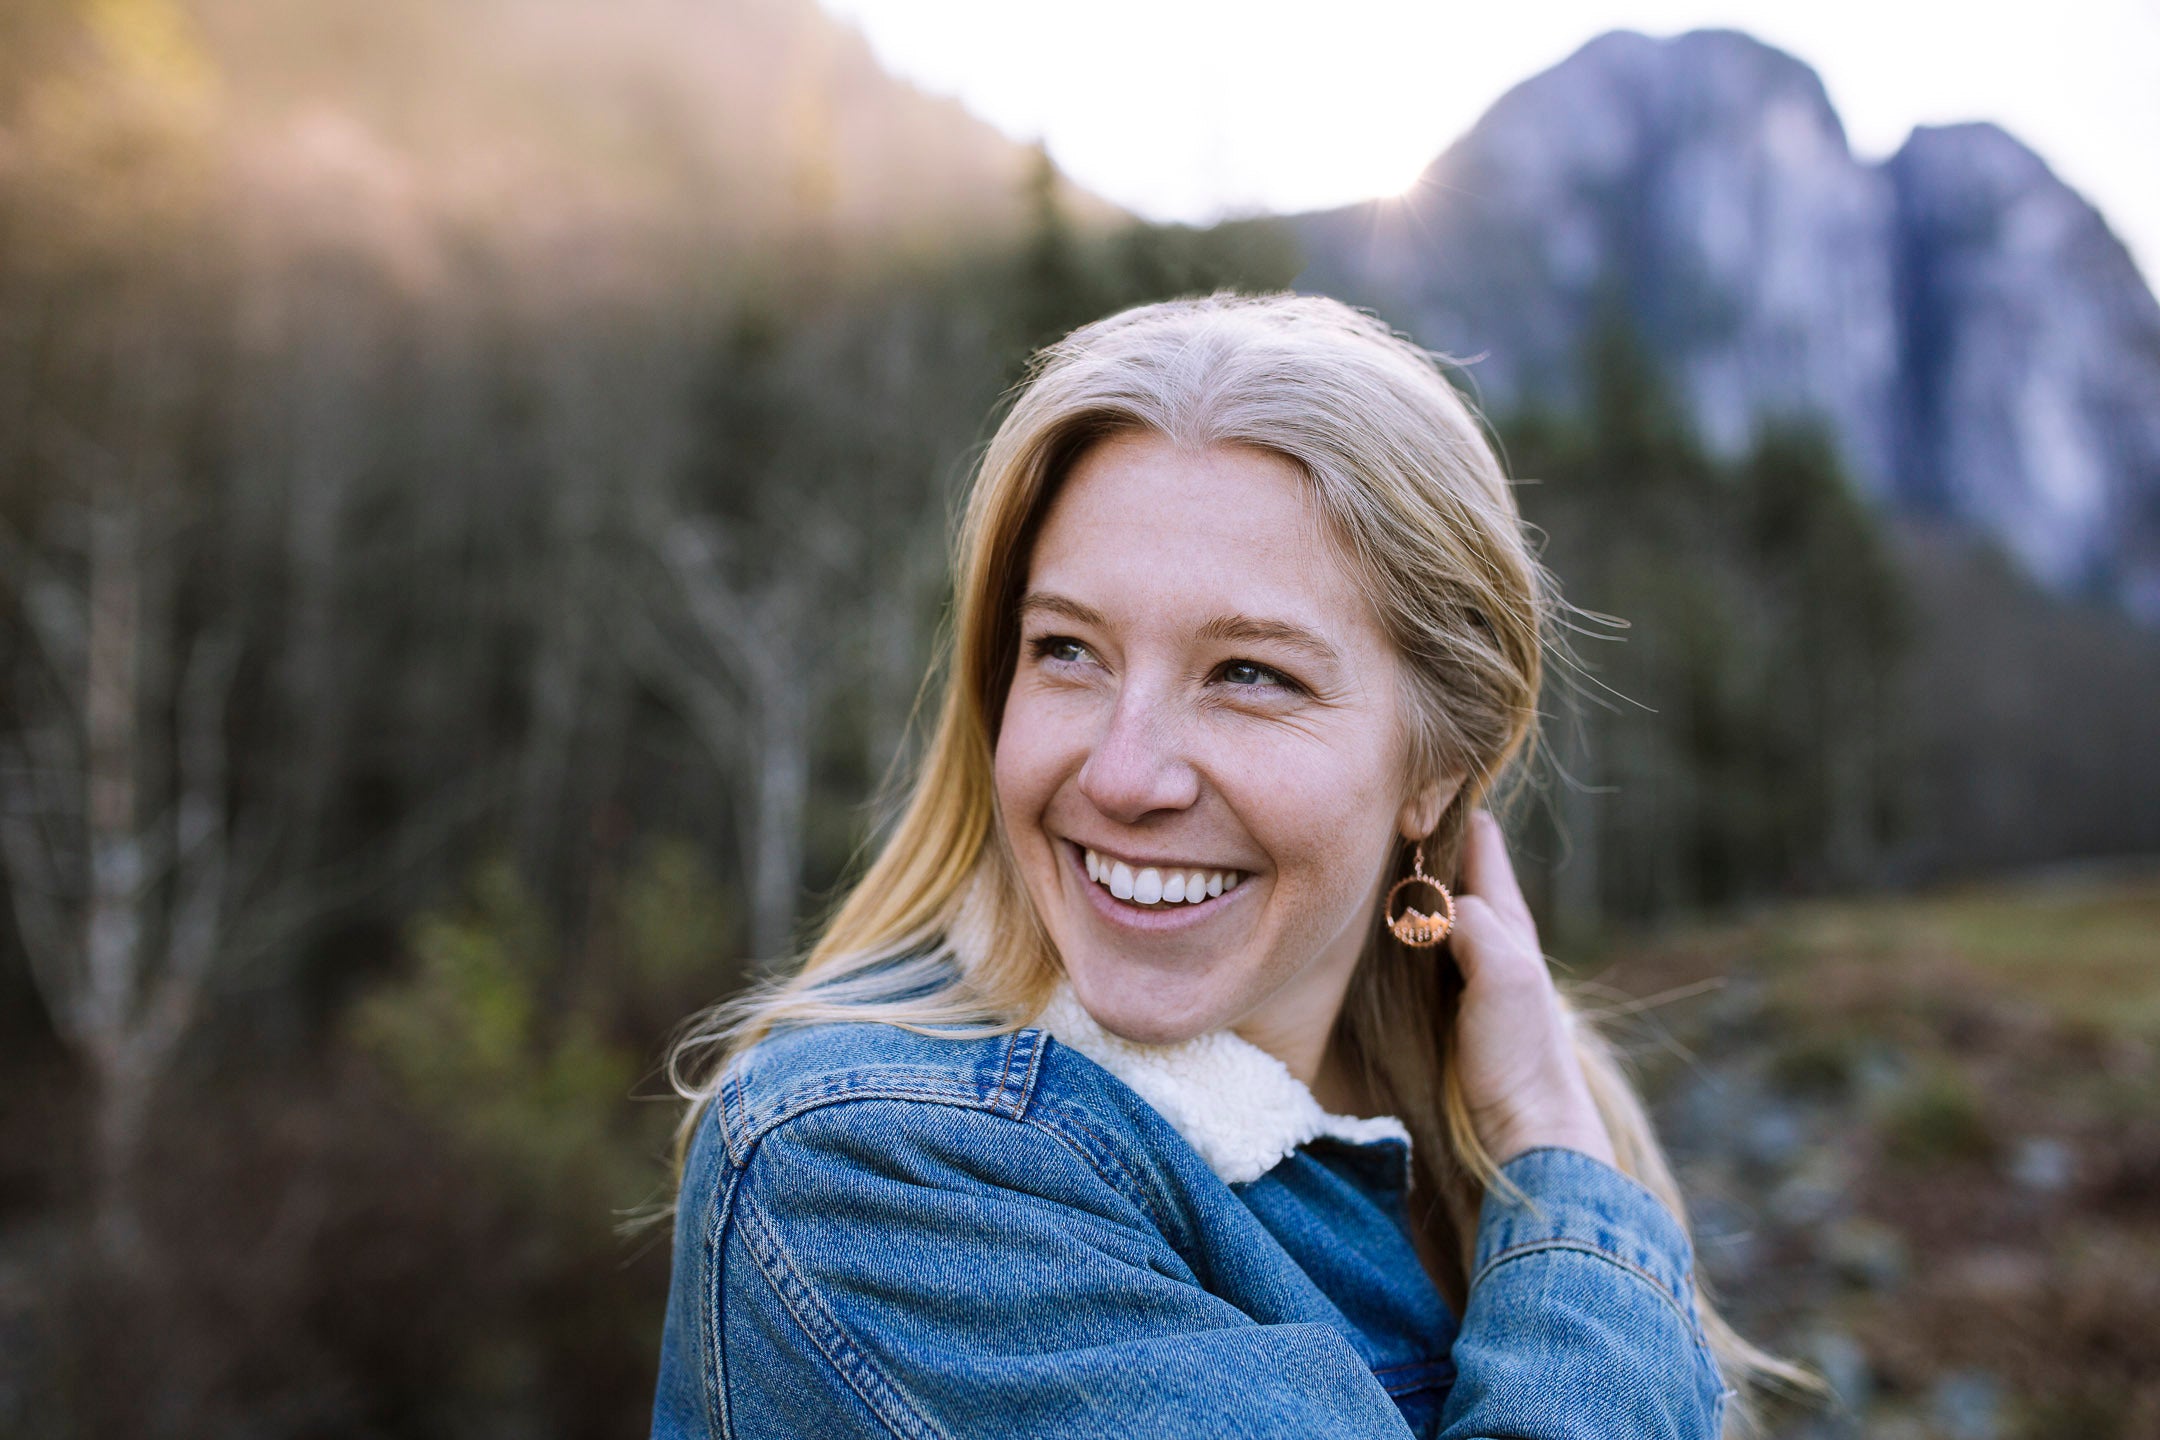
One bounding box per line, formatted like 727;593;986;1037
650;982;1733;1438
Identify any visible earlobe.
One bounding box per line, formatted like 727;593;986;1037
1397;773;1465;841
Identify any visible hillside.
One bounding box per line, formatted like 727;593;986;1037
2;0;1119;302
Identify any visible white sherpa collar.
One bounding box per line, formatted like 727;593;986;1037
1035;981;1412;1186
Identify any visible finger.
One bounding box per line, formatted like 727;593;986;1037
1456;808;1533;928
1444;896;1548;996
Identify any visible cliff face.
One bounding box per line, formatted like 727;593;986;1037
1293;29;2160;622
1889;123;2160;610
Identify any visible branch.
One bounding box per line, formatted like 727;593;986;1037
140;622;244;1063
0;512;88;719
0;731;83;1045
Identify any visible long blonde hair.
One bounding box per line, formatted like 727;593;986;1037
667;291;1824;1434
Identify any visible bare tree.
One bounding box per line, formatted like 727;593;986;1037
0;293;247;1268
609;286;982;967
0;277;498;1275
617;491;825;967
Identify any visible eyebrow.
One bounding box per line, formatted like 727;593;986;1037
1017;591;1344;668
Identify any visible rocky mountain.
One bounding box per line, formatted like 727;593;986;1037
1292;29;2160;623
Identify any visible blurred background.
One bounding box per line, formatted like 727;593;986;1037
1;1;2155;1435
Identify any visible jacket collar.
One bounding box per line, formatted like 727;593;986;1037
1036;981;1412;1186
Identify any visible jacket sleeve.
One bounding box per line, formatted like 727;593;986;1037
678;1094;1419;1440
1436;1145;1735;1440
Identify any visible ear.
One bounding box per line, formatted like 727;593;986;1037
1396;771;1465;842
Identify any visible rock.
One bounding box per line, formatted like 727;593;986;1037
1804;1327;1874;1413
1944;1247;2045;1299
2006;1135;2076;1193
1744;1097;1810;1168
1852;1042;1913;1103
1930;1368;2006;1440
1823;1215;1909;1290
1768;1148;1854;1227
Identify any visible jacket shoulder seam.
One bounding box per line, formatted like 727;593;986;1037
1016;1098;1176;1236
720;1028;1045;1159
736;1083;1175;1241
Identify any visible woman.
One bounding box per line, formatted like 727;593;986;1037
649;293;1819;1438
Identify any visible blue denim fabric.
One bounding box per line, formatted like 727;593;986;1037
650;1016;1733;1438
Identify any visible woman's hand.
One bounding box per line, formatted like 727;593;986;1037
1445;808;1617;1169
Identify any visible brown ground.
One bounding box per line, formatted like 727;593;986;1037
1576;859;2160;1439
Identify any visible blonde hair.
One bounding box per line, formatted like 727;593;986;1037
666;291;1824;1434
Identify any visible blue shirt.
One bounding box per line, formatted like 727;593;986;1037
650;989;1732;1438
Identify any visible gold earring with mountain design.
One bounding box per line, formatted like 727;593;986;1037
1384;839;1456;947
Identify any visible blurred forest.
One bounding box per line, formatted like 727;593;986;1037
2;1;2156;1436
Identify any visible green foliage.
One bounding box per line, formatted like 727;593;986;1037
1006;150;1304;357
349;836;736;1208
1767;1030;1862;1101
350;855;644;1202
1878;1062;1998;1167
1500;309;1916;931
616;834;737;995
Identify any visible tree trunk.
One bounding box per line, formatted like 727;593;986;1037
744;675;811;968
83;489;151;1274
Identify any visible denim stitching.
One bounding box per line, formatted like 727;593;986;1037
701;1163;743;1440
1022;1101;1175;1236
1021;1112;1181;1241
1710;1380;1737;1437
992;1029;1021;1110
1701;1342;1738;1435
750;1092;1174;1267
717;1074;748;1169
1371;1357;1457;1396
989;1027;1045;1117
736;1192;953;1440
735;1083;1012;1153
1013;1027;1048;1109
1471;1237;1701;1337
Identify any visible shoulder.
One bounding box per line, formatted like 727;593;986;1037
699;1023;1157;1191
714;1019;1046;1160
691;1018;1195;1227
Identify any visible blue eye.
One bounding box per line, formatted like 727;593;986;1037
1029;635;1090;665
1220;660;1297;690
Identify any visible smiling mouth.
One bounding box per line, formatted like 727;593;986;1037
1078;844;1248;907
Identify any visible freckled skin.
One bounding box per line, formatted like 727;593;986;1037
993;431;1452;1084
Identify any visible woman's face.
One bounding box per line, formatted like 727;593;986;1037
994;429;1450;1061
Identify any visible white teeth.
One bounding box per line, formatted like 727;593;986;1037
1083;846;1243;906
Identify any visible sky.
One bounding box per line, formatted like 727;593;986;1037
819;0;2160;289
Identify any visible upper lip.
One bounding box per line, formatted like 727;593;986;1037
1068;838;1248;874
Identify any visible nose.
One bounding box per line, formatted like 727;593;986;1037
1075;683;1200;825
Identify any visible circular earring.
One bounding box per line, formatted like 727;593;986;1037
1384;839;1456;947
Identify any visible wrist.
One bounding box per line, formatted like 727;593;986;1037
1488;1121;1616;1170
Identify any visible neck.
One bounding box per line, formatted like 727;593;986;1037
1228;940;1370;1115
1309;1040;1373;1118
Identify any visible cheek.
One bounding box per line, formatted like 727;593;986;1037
1245;732;1399;894
991;686;1069;831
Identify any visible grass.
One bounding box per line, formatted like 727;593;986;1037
1768;863;2160;1039
1577;857;2160;1439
